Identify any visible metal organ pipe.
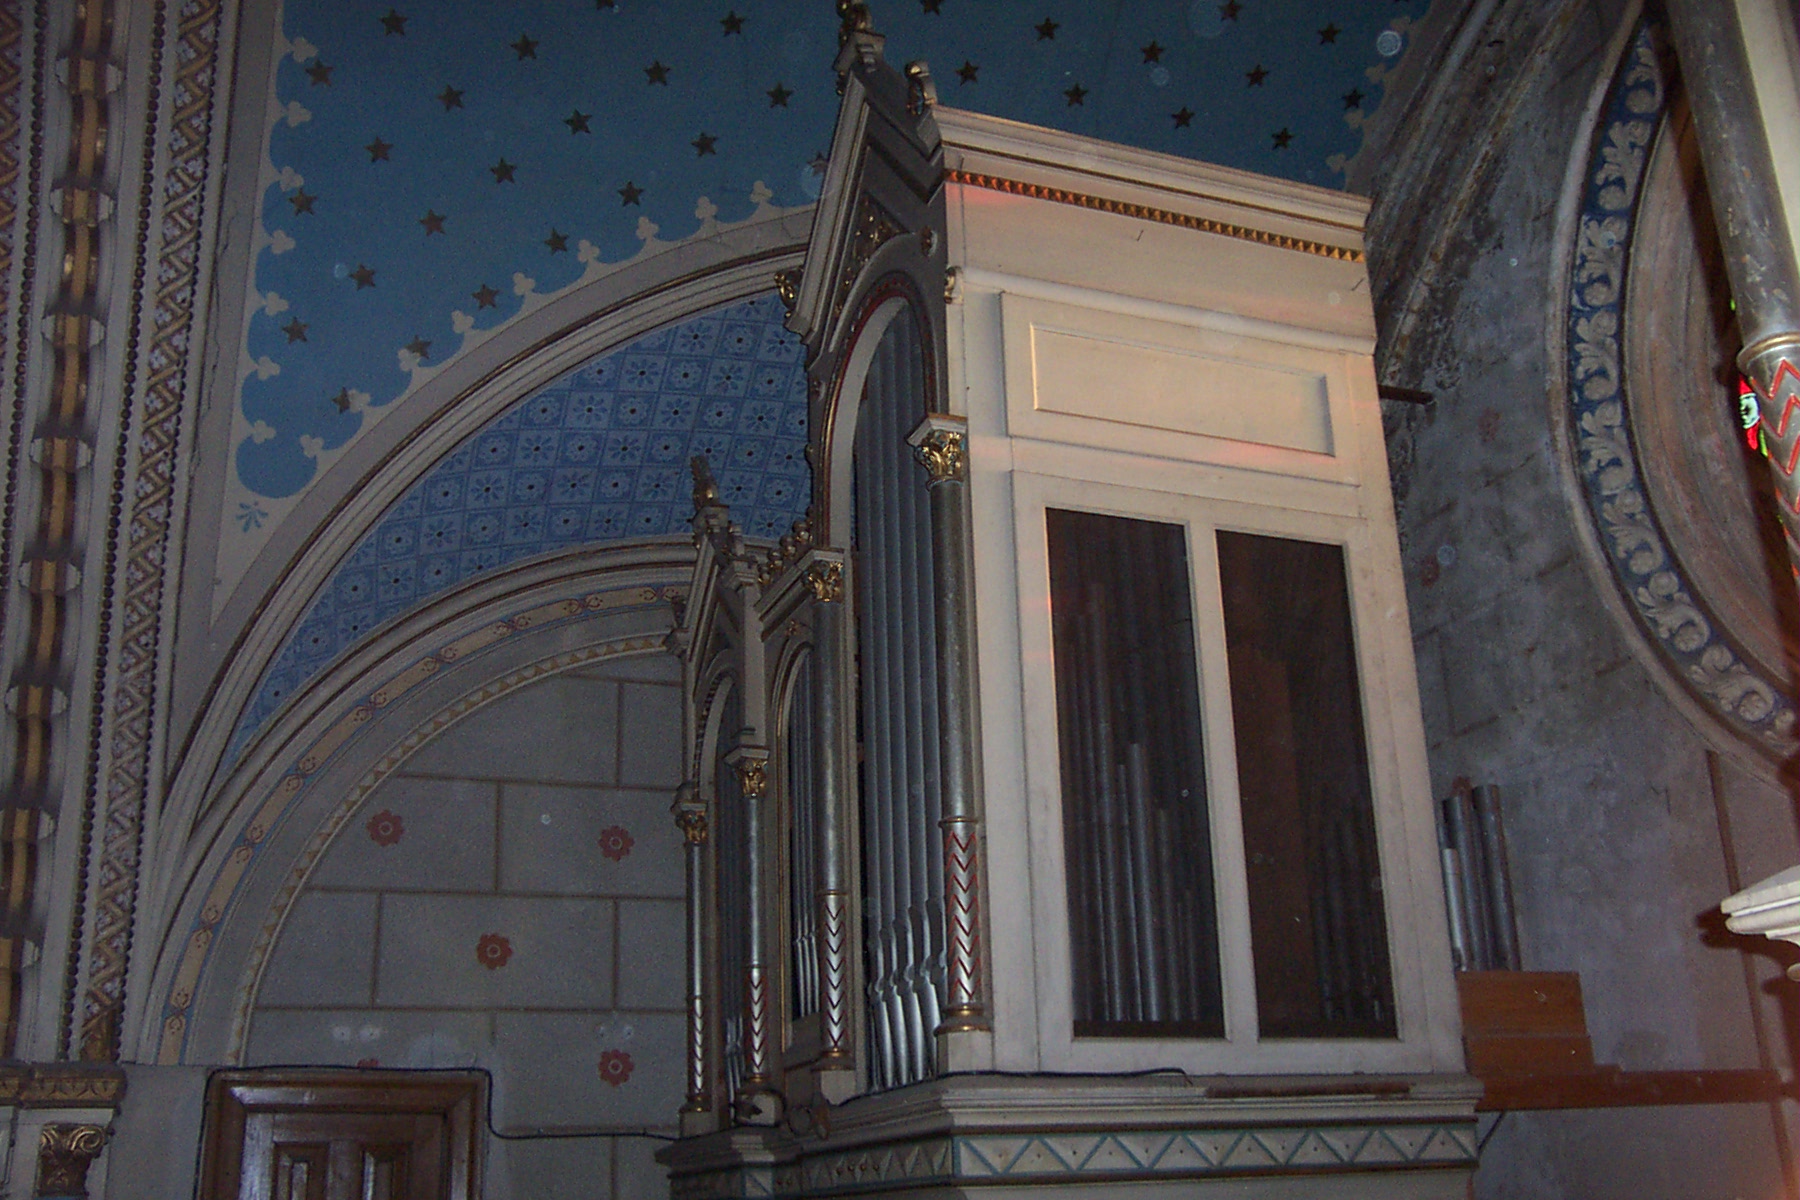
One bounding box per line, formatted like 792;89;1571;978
854;312;949;1089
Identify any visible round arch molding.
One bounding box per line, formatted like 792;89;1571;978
130;543;690;1065
1553;17;1797;761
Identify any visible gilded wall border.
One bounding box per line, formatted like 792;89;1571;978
1562;22;1797;755
154;580;682;1064
75;0;227;1061
945;170;1365;263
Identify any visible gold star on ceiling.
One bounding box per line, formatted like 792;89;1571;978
380;9;405;35
472;283;500;308
366;136;392;162
350;264;376;288
564;109;591;133
419;209;446;235
438;85;463;110
305;60;332;85
618;180;643;205
490;158;516;183
645;60;670;85
282;318;308;343
511;33;538;59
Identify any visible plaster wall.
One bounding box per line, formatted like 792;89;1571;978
1369;5;1799;1196
241;653;687;1199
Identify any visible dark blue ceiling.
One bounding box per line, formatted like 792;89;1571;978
235;0;1430;503
227;0;1431;757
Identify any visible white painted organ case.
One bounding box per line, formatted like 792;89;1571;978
663;24;1478;1200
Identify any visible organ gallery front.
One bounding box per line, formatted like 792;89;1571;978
660;17;1477;1197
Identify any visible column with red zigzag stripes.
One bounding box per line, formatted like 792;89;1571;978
1667;2;1800;583
910;414;989;1035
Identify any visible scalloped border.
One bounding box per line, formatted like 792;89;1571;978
1564;21;1796;757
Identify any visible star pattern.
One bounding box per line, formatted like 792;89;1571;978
240;0;1427;509
233;294;811;753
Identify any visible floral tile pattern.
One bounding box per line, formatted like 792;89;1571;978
230;292;808;757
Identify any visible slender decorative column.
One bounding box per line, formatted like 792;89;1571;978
726;747;773;1100
908;414;989;1033
1665;1;1800;579
671;783;709;1127
805;558;856;1080
1664;0;1800;987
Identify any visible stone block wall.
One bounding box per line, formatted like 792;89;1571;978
247;653;686;1199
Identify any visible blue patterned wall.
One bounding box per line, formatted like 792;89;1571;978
232;294;807;755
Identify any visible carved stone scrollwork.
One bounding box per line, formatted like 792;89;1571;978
911;429;966;484
37;1124;108;1197
805;561;845;604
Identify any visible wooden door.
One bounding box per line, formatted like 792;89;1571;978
200;1071;483;1200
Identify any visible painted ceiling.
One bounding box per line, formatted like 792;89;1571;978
225;0;1432;755
231;293;808;755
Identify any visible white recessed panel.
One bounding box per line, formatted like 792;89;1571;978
1029;324;1333;455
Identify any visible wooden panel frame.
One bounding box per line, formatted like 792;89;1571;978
199;1070;484;1200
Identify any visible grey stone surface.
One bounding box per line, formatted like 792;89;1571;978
258;891;379;1007
1473;1105;1788;1200
490;1010;685;1128
377;894;615;1008
614;1135;675;1200
488;1136;615;1200
104;1065;210;1200
569;652;681;684
619;680;683;788
310;774;498;892
246;1006;495;1068
405;675;620;784
615;899;686;1010
501;783;682;898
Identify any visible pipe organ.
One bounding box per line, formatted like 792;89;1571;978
661;12;1478;1197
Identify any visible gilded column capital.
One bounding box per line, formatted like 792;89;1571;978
804;559;844;604
37;1124;108;1196
907;413;969;484
724;745;771;800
